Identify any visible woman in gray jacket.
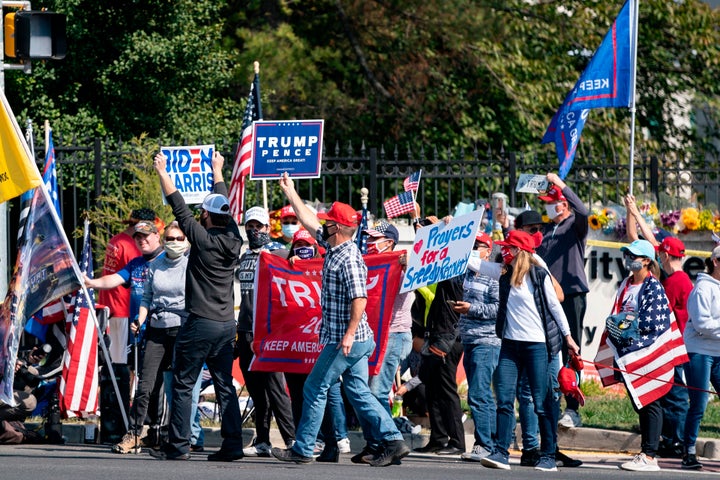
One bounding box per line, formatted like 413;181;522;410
682;246;720;470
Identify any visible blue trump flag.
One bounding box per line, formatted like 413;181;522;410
542;0;636;179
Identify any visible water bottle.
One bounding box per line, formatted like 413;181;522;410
391;395;403;418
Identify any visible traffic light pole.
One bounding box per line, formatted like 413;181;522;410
0;0;31;296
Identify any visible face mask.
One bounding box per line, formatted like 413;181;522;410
321;224;337;241
293;246;315;260
469;250;480;260
246;229;271;250
366;240;390;255
164;241;188;259
282;224;300;239
624;256;644;272
531;231;543;248
500;246;515;265
545;204;560;220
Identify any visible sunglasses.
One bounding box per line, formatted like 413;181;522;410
623;252;640;260
473;242;489;250
525;226;541;234
282;220;298;225
165;236;186;242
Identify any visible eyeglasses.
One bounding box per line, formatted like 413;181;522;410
282;220;298;225
623;252;640;260
473;242;489;250
524;226;541;234
165;236;185;242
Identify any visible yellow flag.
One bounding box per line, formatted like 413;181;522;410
0;92;41;203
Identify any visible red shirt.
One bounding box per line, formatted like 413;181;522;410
98;231;140;317
662;270;693;333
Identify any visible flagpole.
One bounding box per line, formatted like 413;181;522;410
627;0;639;196
413;169;423;205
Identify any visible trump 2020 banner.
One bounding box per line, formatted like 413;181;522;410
250;120;324;179
250;250;403;374
160;145;215;205
400;209;484;293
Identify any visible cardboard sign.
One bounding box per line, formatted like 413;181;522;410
160;145;215;205
250;120;324;179
516;173;549;194
400;209;484;293
250;250;403;374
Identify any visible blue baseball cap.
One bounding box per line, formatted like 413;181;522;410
621;239;656;259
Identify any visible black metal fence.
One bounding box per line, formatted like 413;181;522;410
10;135;717;257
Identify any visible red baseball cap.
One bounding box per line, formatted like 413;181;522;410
558;366;585;406
292;228;317;245
280;205;296;219
538;185;567;203
475;232;493;249
324;202;360;227
495;230;535;253
657;237;685;258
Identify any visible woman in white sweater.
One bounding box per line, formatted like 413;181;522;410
682;246;720;470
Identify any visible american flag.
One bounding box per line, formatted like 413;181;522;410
384;191;415;218
355;207;368;254
403;170;421;192
59;220;99;416
228;69;263;224
594;276;688;409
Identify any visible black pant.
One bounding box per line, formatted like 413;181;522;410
129;326;176;432
418;340;466;449
237;333;295;445
167;315;243;454
561;292;586;411
633;398;663;457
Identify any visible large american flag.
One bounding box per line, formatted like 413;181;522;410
594;275;688;409
383;191;415;218
58;220;98;416
228;69;263;224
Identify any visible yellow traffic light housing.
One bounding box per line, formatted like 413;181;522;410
4;10;66;60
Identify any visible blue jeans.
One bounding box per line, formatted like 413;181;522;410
495;340;556;458
463;342;499;450
369;332;413;414
661;364;688;446
517;354;561;451
318;380;348;441
683;352;720;452
293;338;402;457
164;363;205;446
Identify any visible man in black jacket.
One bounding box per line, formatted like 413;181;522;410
150;151;245;462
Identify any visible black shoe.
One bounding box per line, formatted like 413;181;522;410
351;444;380;464
271;447;313;464
682;454;702;470
413;442;446;453
316;445;339;463
556;450;583;468
149;446;191;461
207;448;244;462
658;442;684;458
520;448;540;467
367;440;410;467
190;444;205;452
435;446;464;455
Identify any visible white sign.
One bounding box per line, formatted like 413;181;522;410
160;145;215;205
400;209;484;293
516;173;549;194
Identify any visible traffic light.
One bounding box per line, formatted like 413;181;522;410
4;11;66;60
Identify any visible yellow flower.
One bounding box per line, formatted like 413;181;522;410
681;207;700;231
648;203;658;216
588;215;602;230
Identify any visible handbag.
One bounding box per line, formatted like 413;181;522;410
421;332;457;358
605;311;640;349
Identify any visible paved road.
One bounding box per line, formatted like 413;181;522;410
3;444;720;480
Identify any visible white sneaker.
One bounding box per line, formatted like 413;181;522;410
558;409;582;428
337;438;351;454
243;441;271;457
313;440;325;456
620;453;661;472
461;444;491;462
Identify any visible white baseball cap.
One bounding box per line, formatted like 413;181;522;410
244;206;270;225
201;193;230;214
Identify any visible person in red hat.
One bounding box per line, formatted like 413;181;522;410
271;172;410;467
279;205;301;247
625;193;693;458
447;232;500;462
536;173;589;430
472;229;579;472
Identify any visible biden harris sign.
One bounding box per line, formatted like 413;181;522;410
160;145;215;205
250;120;324;179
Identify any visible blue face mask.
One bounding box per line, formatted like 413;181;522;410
282;224;300;239
293;246;315;260
469;250;480;260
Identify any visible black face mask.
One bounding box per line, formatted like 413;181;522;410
321;224;337;241
246;229;270;249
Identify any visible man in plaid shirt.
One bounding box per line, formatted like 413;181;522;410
271;173;410;467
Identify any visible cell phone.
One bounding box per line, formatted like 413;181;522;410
446;300;457;307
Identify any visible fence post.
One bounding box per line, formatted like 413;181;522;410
369;148;377;215
508;152;517;207
650;155;659;205
93;137;102;199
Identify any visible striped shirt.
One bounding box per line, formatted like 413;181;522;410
317;228;372;344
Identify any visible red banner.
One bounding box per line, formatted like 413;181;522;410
250;250;403;374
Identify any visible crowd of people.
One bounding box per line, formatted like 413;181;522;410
10;161;718;473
